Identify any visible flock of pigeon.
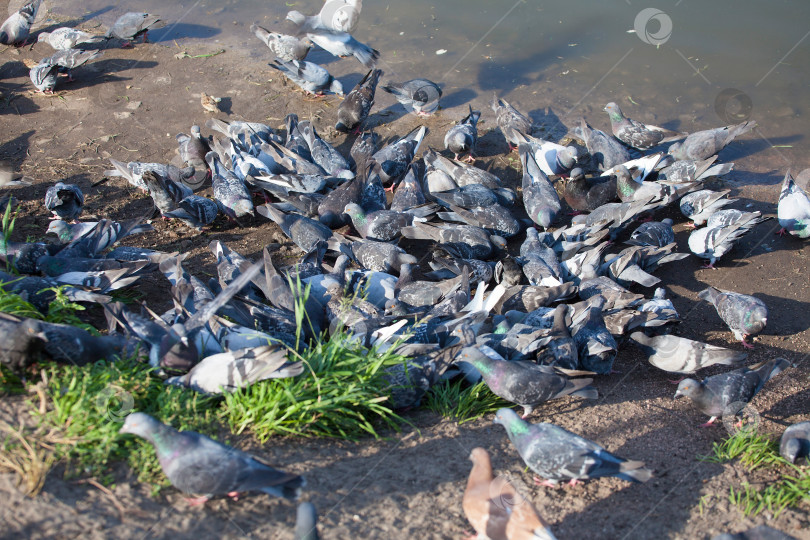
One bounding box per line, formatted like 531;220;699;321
2;0;810;538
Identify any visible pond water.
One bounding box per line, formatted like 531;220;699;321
42;0;810;187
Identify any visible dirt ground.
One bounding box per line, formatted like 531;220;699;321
1;13;809;540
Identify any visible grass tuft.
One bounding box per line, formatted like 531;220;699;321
424;379;510;425
222;325;406;441
702;428;810;516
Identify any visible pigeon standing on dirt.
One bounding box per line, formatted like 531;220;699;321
698;287;767;348
688;221;752;268
207;152;254;219
604;102;685;150
514;132;580;177
270;59;344;96
519;144;560;230
463;447;557;540
777;170;810;238
298;121;353;179
576;119;632;172
458;347;596;418
141;170;192;215
674;358;790;426
336;68;381;133
629;331;747;376
444;106;480;162
382;79;442;116
37;27;106;50
371;125;427;186
44;182;84;222
119;412;304;504
105;12;165;46
668;120;757;161
780;422;810;464
250;23;311;62
491;94;532;150
164;195;219;230
627;219;675;247
30;49;103;93
493;408;652;486
0;0;42;45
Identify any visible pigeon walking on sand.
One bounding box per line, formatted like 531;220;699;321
382;79;442;116
119;412;304;504
336;68;381;133
777;170;810;238
493;408;652;486
698;287;767;349
604;102;685;150
491;94;532;151
105;12;165;47
444;106;480;162
0;0;42;45
674;358;790;426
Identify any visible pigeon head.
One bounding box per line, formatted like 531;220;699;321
667;142;682;157
119;412;163;439
459;347;492;375
46;219;69;237
743;305;768;335
782;438;802;464
558;146;580;169
343;203;365;224
330;79;345;96
490;235;507;252
36;31;50;43
674;378;701;399
493;408;526;433
603;102;625;123
232;199;255;218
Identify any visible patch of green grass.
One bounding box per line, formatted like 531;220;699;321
424;379;510;425
702;428;810;517
1;200;18;272
0;364;25;395
34;359;219;490
222;326;406;440
0;283;99;334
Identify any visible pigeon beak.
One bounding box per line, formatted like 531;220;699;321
673;390;683;399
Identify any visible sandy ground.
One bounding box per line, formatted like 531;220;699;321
0;13;809;540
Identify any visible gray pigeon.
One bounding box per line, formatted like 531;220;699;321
390;164;426;212
0;0;41;45
401;222;505;260
459;347;596;418
207;152;254;219
630;331;747;376
141;170;193;215
706;209;768;231
258;204;332;252
298;120;353;179
343;203;419;242
250;23;311;62
37;27;106;50
513;131;580;177
655;155;734;183
576;118;632;172
777;170;810;238
780;421;810;464
572;301;617;374
105;12;165;45
44;182;84;222
493;408;652;486
680;189;735;227
627;219;674;247
519;143;560;230
105;159;195;192
535;305;579;370
668;120;757;161
30;49;103;93
688;222;752;268
563;168;617;213
491;94;531;150
166;345;303;394
286;11;378;68
294;502;321;540
444;106;480;162
350;130;378;171
371;125;427;186
382;79;442;116
336;68;381;133
604;102;685;150
437;203;519;238
0;312;47;371
423;149;502;190
207;118;281;146
675;358;790;426
175;125;211;189
120;412;304;503
337;237;416;274
0;270;110;313
698;286;767;348
164;195;219;230
270;59;344;96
